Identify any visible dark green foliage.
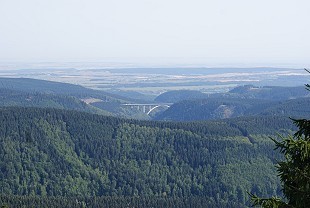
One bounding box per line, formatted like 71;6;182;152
228;85;309;100
276;116;310;207
251;119;310;207
261;98;310;118
0;78;151;118
0;77;135;103
293;118;310;139
155;86;309;104
0;107;298;207
155;90;208;103
109;89;156;102
0;195;246;208
0;88;108;115
155;98;272;121
155;86;310;122
250;194;288;208
155;97;310;121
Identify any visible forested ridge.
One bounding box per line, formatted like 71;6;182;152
155;97;310;121
0;107;298;207
0;88;108;115
155;86;309;103
0;78;155;119
0;78;128;102
0;195;243;208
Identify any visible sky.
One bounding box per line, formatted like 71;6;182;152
0;0;309;67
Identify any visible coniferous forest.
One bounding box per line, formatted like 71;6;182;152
0;106;298;207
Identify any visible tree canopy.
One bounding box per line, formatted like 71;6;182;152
252;70;310;208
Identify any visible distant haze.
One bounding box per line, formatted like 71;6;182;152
0;0;309;67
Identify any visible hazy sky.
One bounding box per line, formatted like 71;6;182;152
0;0;309;66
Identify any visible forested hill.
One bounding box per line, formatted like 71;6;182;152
0;88;109;115
155;97;310;121
0;107;297;207
228;85;309;100
155;86;310;103
0;77;138;103
155;90;207;103
0;77;156;119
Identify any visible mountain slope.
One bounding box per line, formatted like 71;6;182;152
0;77;135;102
155;97;310;121
228;85;309;100
155;86;310;104
0;77;152;118
155;90;208;103
0;88;109;115
0;107;296;206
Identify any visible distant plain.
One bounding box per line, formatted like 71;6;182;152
0;65;309;96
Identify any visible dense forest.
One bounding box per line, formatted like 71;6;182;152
155;90;208;103
0;78;127;102
0;195;245;208
0;88;109;115
0;77;309;207
155;97;310;121
227;85;309;100
0;107;298;207
0;77;157;105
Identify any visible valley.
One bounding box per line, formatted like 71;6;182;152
0;70;309;207
1;0;310;206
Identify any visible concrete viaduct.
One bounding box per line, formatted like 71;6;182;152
121;103;172;115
